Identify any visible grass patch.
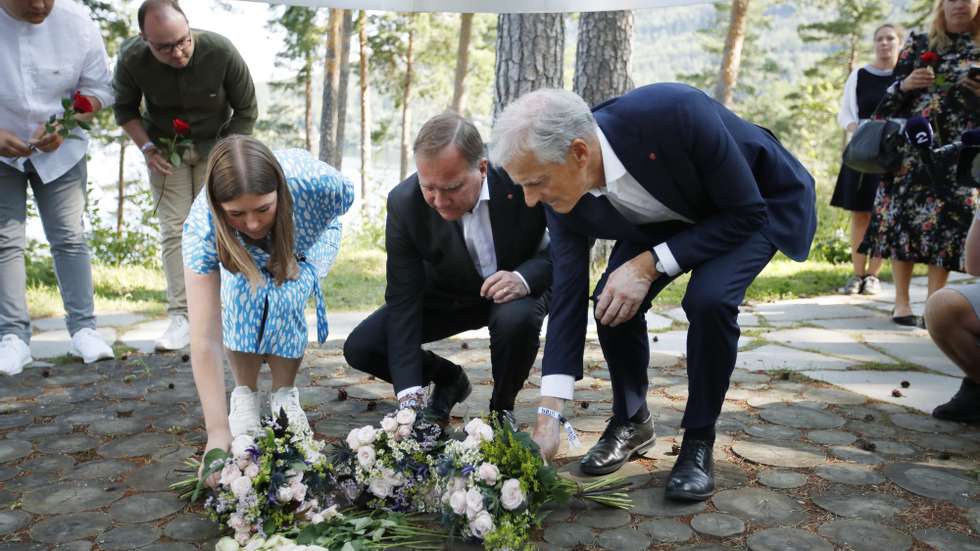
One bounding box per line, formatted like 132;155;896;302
27;259;167;320
322;238;386;311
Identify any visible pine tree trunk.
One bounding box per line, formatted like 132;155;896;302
493;13;565;118
574;11;634;107
358;10;370;207
335;10;354;169
714;0;750;108
304;55;314;153
451;13;474;114
116;137;126;235
574;11;634;268
319;8;343;163
399;17;416;181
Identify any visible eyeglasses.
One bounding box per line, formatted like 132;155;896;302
148;33;192;55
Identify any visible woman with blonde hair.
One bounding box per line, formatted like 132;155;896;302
182;135;353;458
860;0;980;327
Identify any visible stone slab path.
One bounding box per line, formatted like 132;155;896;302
3;274;980;549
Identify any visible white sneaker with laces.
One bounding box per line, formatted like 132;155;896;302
229;386;262;437
69;328;114;364
269;386;311;434
155;314;190;351
0;334;32;376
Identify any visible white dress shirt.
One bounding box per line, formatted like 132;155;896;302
0;0;114;183
539;126;693;401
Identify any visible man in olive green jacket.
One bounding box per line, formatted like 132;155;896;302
113;0;257;351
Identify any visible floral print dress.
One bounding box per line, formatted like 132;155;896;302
859;31;980;271
182;149;355;358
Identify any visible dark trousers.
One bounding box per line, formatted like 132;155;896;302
343;292;550;412
597;231;776;428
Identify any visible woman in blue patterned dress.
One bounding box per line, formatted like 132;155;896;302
182;135;354;460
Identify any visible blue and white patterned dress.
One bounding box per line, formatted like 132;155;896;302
182;149;355;358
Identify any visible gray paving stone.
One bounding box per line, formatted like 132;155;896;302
830;445;883;465
745;423;801;441
109;493;184;523
737;344;856;372
870;440;917;456
344;382;396;400
53;542;92;551
0;511;30;535
575;508;631;529
757;469;808;489
802;386;868;405
759;404;845;430
814;464;885;485
140;544;197;551
747;527;834;551
0;414;32;430
891;412;962;433
803;370;962;415
731;439;827;468
969;507;980;533
915;528;980;551
21;482;123;515
884;462;980;506
0;440;32;464
96;525;161;550
29;512;111;544
847;419;898;439
762;327;897;364
690;512;745;537
631;487;706;517
542;523;594;547
89;418;150;437
638;518;693;543
125;462;187;492
807;429;857;445
36;434;100;454
913;433;980;455
17;455;73;474
817;519;912;551
712;488;806;525
596;527;648;551
811;491;910;521
754;301;872;322
71;459;136;481
746;388;801;408
97;432;178;458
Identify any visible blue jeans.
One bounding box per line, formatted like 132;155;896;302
0;160;96;342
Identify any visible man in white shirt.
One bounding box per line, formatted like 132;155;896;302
0;0;116;375
343;113;552;426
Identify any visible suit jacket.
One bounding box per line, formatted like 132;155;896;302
384;164;551;391
542;82;817;378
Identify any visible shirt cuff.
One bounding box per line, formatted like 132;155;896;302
653;242;682;277
396;386;423;400
540;374;575;400
513;270;531;295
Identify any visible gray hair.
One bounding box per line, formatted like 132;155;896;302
489;88;596;168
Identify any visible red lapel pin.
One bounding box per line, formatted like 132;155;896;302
649;152;657;161
507;193;513;200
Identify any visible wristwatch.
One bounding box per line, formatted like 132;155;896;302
140;141;157;154
652;250;665;275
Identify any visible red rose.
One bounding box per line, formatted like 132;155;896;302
172;118;191;136
72;91;94;114
920;51;940;65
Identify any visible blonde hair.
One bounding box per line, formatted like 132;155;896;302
928;0;980;50
205;135;298;288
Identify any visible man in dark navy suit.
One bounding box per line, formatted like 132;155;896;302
344;112;551;426
489;84;816;501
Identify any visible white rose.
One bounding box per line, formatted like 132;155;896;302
469;510;495;539
357;426;378;446
309;511;324;524
369;478;391;498
461;436;480;450
230;475;253;499
464;418;488;437
452;477;467;492
395;408;416;426
323;504;342;520
243;536;265;551
380;415;398;433
396;424;412;439
346;428;361;450
476;422;493;443
500;478;525;511
466;487;484;515
231;434;255;458
357;446;376;468
220;464;242;486
228;513;246;531
477;463;499;485
449;490;467;515
244;463;260;479
215;537;241;551
276;484;295;503
264;535;290;549
290;481;307;503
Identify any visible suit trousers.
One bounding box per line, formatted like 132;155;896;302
344;292;550;412
0;160;95;342
596;231;776;428
148;147;208;318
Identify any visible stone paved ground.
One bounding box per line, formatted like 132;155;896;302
3;273;980;550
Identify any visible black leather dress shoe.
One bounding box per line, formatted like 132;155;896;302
491;409;518;431
423;367;471;424
933;377;980;424
579;415;656;476
665;438;714;501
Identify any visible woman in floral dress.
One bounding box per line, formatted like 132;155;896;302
860;0;980;327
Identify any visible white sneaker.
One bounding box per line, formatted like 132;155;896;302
0;334;32;376
229;386;262;437
68;328;114;364
269;386;311;434
155;315;190;351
